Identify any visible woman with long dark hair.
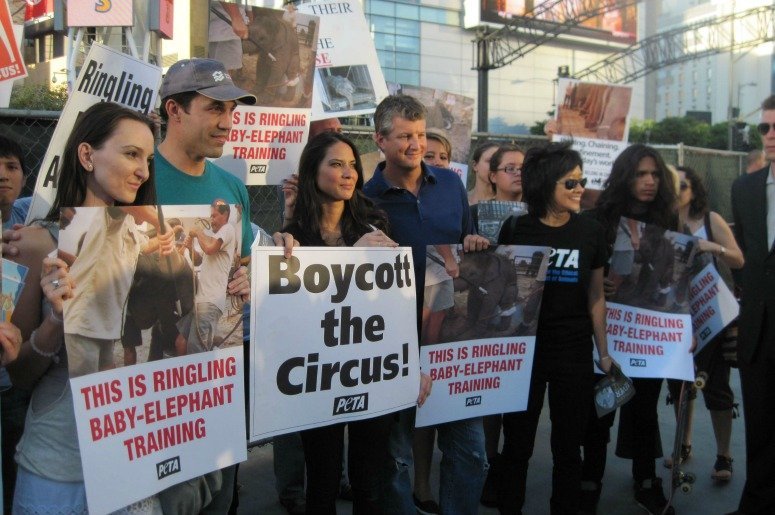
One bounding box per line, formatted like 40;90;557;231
3;102;171;513
497;141;612;514
581;143;678;515
467;141;500;205
283;131;398;514
665;166;743;480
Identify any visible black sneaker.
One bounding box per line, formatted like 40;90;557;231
413;494;441;515
711;455;733;482
634;478;674;515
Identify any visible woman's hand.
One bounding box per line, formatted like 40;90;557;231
282;174;299;221
602;278;617;298
417;372;432;407
157;223;175;256
272;232;299;258
0;321;22;366
598;355;616;375
40;256;75;317
353;229;398;248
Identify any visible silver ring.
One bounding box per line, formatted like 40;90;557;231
51;279;61;289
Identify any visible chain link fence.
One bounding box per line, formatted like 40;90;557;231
0;111;747;232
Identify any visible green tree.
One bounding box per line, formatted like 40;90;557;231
9;84;68;111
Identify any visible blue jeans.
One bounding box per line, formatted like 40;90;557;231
382;409;488;515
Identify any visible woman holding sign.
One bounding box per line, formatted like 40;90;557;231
282;131;399;514
497;141;612;515
665;166;743;481
5;102;171;514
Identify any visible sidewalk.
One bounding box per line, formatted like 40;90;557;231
236;369;745;514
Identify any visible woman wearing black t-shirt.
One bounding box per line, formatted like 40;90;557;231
497;142;612;515
282;132;399;514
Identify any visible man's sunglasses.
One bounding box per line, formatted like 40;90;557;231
557;177;587;190
757;123;775;136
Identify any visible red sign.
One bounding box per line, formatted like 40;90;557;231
24;0;54;22
0;0;27;82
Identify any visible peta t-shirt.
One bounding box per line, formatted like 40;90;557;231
499;212;608;343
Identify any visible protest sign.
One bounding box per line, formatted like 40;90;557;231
210;3;318;185
0;1;26;84
475;200;527;244
689;262;739;354
249;247;420;441
0;24;24;108
1;258;28;321
553;79;633;189
62;205;246;513
389;84;475;182
67;0;133;27
416;245;548;427
295;0;388;120
605;218;695;380
26;43;162;222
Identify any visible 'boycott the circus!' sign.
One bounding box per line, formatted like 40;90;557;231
249;247;420;441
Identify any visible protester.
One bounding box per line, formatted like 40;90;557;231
424;131;452;169
275;116;346;514
665;166;743;480
282;131;397;513
497;141;612;514
363;94;488;515
470;143;525;233
580;143;678;515
154;57;294;513
467;141;500;205
0;134;32;512
414;129;458;514
3;102;170;514
728;95;775;515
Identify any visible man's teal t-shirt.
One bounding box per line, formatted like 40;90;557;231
154;151;253;258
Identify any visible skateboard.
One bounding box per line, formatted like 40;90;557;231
663;380;700;514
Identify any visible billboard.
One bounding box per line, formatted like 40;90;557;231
465;0;636;44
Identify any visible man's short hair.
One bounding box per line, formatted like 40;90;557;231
160;91;200;122
374;94;426;136
0;135;26;174
761;95;775;111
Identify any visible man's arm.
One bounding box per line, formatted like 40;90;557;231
191;227;224;255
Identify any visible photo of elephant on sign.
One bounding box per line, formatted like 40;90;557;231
208;4;318;108
428;245;549;344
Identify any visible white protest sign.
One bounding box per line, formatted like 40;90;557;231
690;263;739;354
26;43;161;222
71;347;247;514
415;244;547;426
553;79;633;189
416;338;534;427
296;0;388;120
606;303;694;380
249;247;420;441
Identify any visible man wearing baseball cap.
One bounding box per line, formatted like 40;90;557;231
154;57;294;514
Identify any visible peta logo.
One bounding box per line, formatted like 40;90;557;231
465;396;482;407
212;71;225;82
630;358;647;367
700;327;711;340
333;393;368;415
157;457;181;480
249;164;267;174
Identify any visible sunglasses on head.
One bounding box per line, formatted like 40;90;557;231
757;123;775;136
557;177;587;190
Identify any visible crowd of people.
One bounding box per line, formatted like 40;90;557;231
0;55;772;515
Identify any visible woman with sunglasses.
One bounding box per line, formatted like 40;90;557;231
664;166;743;481
496;141;612;514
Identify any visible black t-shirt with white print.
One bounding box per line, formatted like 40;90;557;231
499;212;608;350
